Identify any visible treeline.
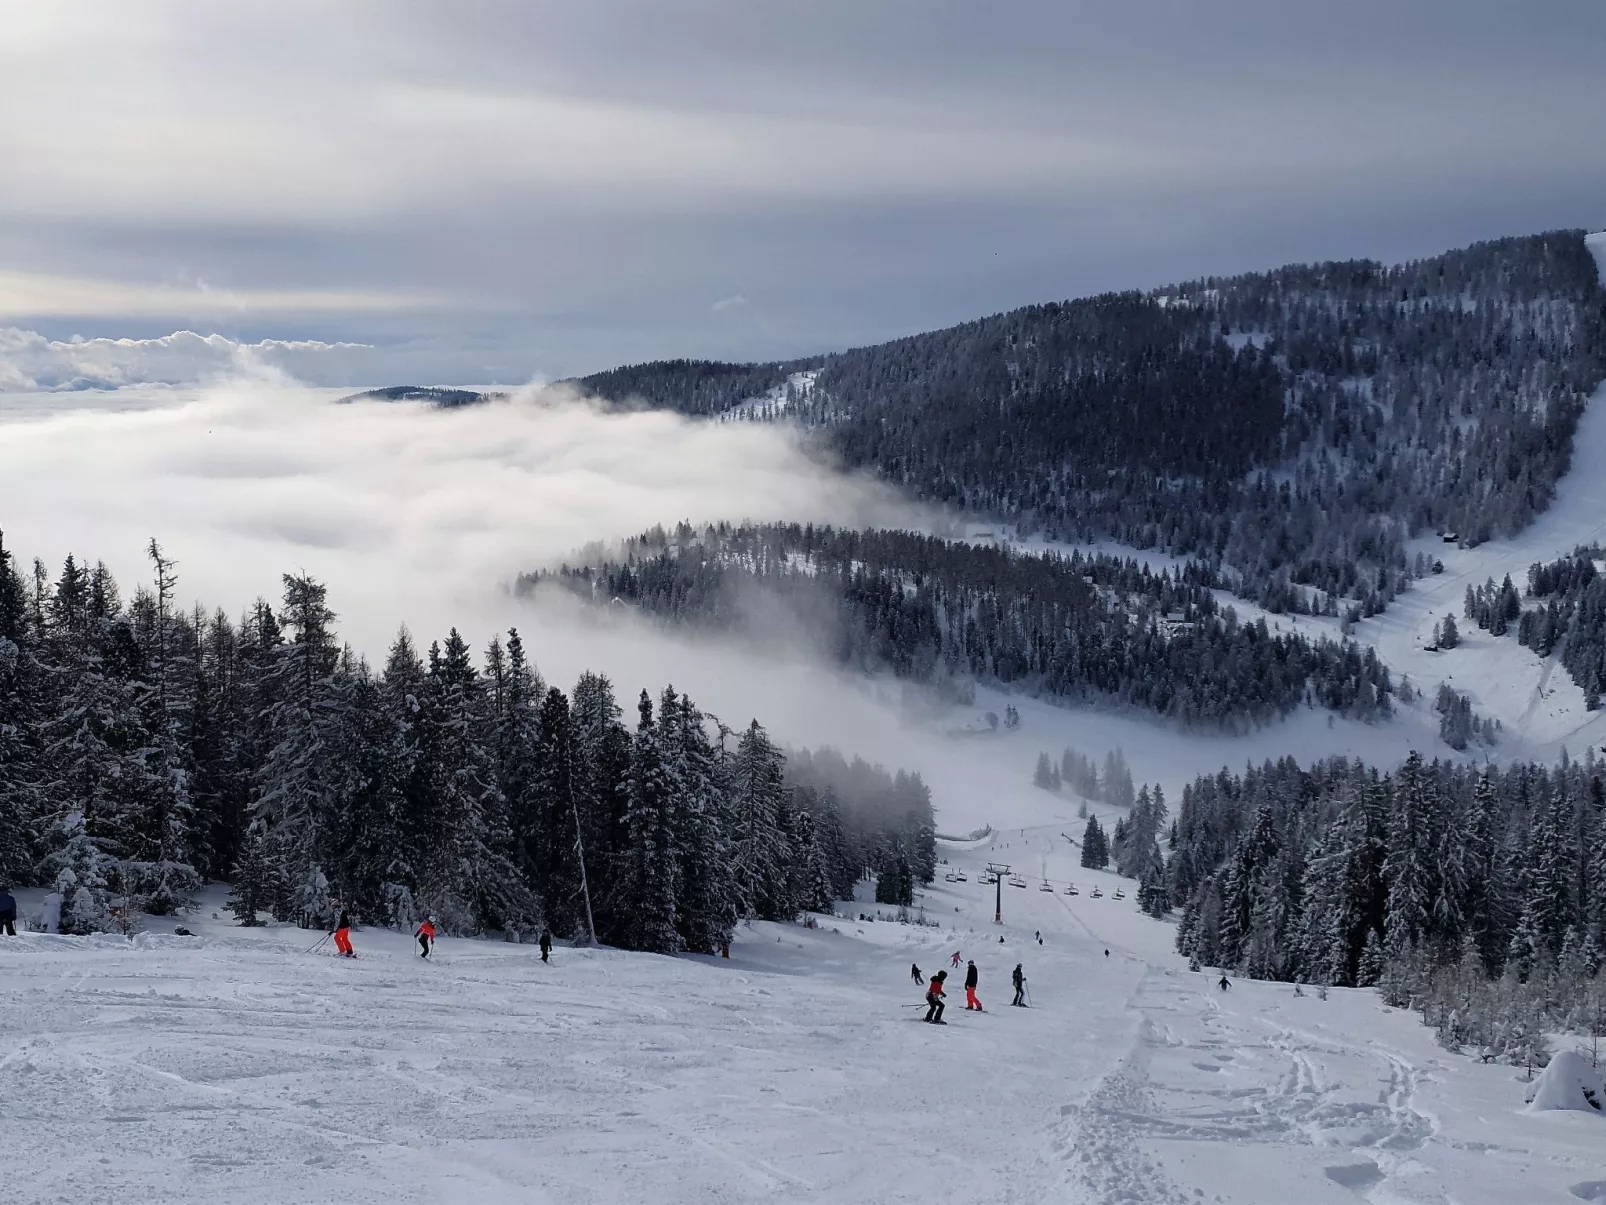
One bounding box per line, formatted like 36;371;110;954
573;232;1606;614
786;746;935;908
522;522;1395;730
0;533;931;952
1034;744;1135;808
1168;751;1606;1061
1518;549;1606;709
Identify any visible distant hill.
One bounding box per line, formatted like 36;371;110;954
567;231;1606;615
337;385;500;407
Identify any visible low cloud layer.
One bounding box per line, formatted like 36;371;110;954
0;327;395;391
0;379;923;654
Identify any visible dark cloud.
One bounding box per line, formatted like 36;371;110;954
2;0;1602;384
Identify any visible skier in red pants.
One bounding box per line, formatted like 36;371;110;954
964;959;983;1010
950;950;962;969
333;909;355;957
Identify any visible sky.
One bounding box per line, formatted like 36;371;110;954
2;0;1604;387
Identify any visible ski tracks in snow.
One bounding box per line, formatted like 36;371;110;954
1047;967;1447;1205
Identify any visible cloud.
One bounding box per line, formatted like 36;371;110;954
0;378;928;654
0;269;444;320
711;294;750;313
0;327;389;391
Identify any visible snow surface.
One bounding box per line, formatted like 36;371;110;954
1528;1050;1606;1116
6;833;1602;1205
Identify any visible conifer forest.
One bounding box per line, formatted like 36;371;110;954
0;533;934;949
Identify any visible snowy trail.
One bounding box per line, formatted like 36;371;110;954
5;832;1603;1204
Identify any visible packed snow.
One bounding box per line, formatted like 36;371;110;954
6;822;1602;1205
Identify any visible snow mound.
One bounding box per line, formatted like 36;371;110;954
1527;1051;1606;1116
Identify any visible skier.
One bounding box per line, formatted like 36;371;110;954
964;960;983;1011
911;962;923;985
950;950;961;968
1034;930;1040;942
1037;934;1043;946
1218;973;1231;992
539;929;553;963
416;916;437;958
924;970;948;1024
0;885;16;937
332;908;355;958
1011;963;1026;1007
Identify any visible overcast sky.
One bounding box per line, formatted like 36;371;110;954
3;0;1603;385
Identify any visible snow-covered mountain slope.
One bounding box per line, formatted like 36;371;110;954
6;851;1599;1205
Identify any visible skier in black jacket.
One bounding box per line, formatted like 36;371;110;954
910;962;923;984
0;887;16;937
964;960;982;1011
539;930;553;963
1011;963;1026;1006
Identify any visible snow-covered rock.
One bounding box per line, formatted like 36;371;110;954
1527;1050;1606;1116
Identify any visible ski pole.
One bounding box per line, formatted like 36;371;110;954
1024;983;1031;1006
308;932;331;954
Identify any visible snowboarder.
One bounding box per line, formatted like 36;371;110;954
950;950;961;968
998;934;1004;943
964;960;983;1011
1011;963;1026;1007
333;909;355;957
539;929;553;963
911;962;923;984
0;886;16;937
1034;930;1040;942
1218;973;1231;992
925;970;948;1023
416;917;437;958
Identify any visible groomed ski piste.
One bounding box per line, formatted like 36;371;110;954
6;824;1603;1205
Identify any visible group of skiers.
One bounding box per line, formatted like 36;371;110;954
325;906;555;963
913;954;1028;1022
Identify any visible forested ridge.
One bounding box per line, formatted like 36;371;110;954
573;231;1606;613
521;521;1394;729
1166;750;1606;1059
0;532;933;949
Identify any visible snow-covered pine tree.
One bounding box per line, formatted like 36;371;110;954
532;685;587;940
252;574;343;927
1384;752;1439;958
415;629;539;936
1080;814;1109;869
619;690;679;952
228;822;276;925
729;719;793;921
663;689;737;954
570;671;629;940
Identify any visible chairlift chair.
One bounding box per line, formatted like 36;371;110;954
1039;881;1054;892
1064;884;1077;895
1091;887;1104;898
954;871;968;882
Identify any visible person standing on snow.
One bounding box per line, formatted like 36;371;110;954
416;917;437;958
539;929;553;963
0;886;17;936
911;962;923;984
925;970;948;1023
1218;973;1231;992
332;909;355;957
964;960;983;1011
1011;963;1026;1006
950;950;962;969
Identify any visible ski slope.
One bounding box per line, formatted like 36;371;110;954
6;840;1601;1205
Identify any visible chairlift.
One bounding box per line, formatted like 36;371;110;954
1064;884;1078;895
1112;889;1126;900
1091;887;1104;899
982;874;998;885
944;873;957;882
1039;881;1054;892
1010;876;1028;889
